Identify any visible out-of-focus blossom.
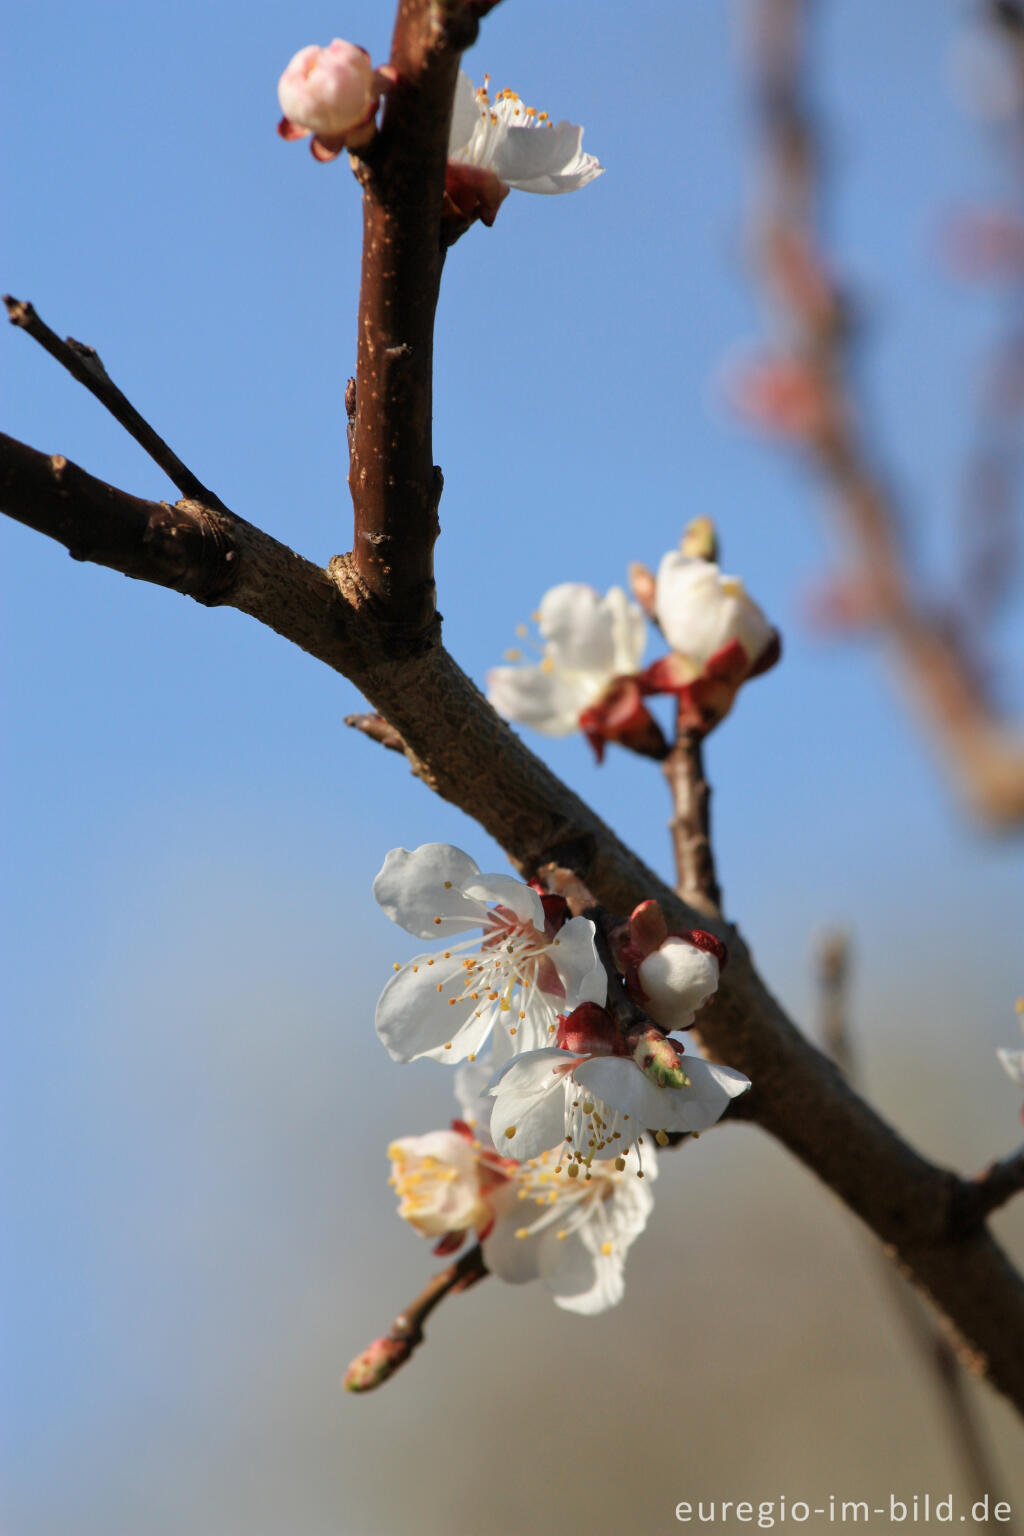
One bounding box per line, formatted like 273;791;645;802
277;40;384;161
388;1128;493;1242
488;583;664;763
374;843;605;1064
724;353;832;438
944;209;1024;283
610;899;725;1033
488;1002;750;1167
640;555;780;731
445;72;603;228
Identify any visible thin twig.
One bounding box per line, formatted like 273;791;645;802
344;1244;487;1392
816;930;1015;1527
663;720;721;916
4;296;226;512
745;0;1024;828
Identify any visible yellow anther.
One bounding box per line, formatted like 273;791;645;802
515;1228;528;1240
614;1156;626;1171
505;1126;517;1139
601;1241;613;1256
392;963;401;971
655;1130;670;1147
515;623;528;638
436;984;443;993
517;1189;529;1200
468;1053;476;1063
556;1229;568;1241
540;657;555;674
503;648;523;662
568;1163;580;1179
444;1043;452;1050
444;881;453;889
448;999;457;1006
443;951;451;959
433;917;442;925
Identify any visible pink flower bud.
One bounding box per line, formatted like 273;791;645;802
277;41;377;157
344;1335;412;1393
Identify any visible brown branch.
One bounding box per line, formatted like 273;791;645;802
816;931;1016;1524
963;1146;1024;1226
746;0;1024;829
3;432;1024;1411
663;721;721;916
4;296;226;512
344;1244;487;1392
347;0;484;636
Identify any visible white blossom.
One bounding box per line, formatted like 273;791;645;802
448;72;602;195
654;555;776;678
488;1041;750;1169
374;844;605;1064
387;1130;490;1240
488;583;647;737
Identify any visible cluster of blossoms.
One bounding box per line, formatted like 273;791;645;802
372;843;750;1322
276;41;601;229
487;530;780;756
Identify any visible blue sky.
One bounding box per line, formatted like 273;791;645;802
3;3;1023;1532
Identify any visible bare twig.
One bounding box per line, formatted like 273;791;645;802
344;1244;488;1391
663;721;721;916
4;296;226;512
745;0;1024;828
816;930;1015;1527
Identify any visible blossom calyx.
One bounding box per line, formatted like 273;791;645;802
344;1335;412;1393
641;556;780;732
277;40;385;161
578;675;667;765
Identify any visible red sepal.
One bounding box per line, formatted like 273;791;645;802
578;675;668;765
556;1002;632;1058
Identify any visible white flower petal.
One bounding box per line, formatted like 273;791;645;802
550;915;608;1008
654;554;773;670
538;583;619;674
998;1047;1024;1089
448;70;481;152
376;951;498;1063
606;584;648;675
488;1049;576;1159
486;664;589;735
374;844;487;938
462;874;544;930
539;1226;622;1313
493;120;586;186
573;1053;750;1134
481;1189;545;1285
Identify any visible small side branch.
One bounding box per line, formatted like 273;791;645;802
0;433;237;600
4;296;226;512
663;723;721;916
345;1244;487;1392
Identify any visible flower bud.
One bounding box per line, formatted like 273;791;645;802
344;1335;412;1393
680;516;718;563
629;1026;691;1089
277;41;381;159
637;934;722;1032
